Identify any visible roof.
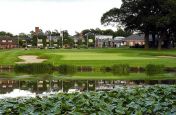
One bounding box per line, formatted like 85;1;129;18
125;34;154;41
125;34;145;40
95;35;113;40
47;36;60;40
0;36;17;40
114;36;125;41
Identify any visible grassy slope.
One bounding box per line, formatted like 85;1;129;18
0;48;176;67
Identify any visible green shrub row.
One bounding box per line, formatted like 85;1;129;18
14;63;53;74
14;63;166;76
59;64;77;75
145;64;165;76
111;64;130;75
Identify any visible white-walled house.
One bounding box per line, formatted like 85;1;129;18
95;35;113;48
113;36;125;47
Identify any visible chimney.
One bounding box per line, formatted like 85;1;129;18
35;27;40;34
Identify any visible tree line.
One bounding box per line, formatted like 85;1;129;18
101;0;176;50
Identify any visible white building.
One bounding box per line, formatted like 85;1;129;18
113;36;125;47
95;35;113;48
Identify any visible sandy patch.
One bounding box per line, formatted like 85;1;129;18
16;55;47;64
156;56;176;59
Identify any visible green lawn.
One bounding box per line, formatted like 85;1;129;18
0;48;176;67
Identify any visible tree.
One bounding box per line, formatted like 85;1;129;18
101;0;176;50
0;31;13;37
30;29;47;47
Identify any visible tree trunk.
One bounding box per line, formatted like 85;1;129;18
158;35;162;50
158;30;165;50
152;33;156;48
144;31;149;50
173;39;175;48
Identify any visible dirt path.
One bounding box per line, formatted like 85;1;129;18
16;55;47;64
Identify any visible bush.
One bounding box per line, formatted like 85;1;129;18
14;63;53;74
111;64;130;75
100;66;111;73
59;64;77;75
145;64;165;76
77;45;88;49
130;44;144;48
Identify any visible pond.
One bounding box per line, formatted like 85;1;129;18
0;69;176;98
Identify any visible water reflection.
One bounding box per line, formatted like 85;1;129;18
0;79;175;98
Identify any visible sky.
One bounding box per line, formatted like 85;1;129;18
0;0;122;35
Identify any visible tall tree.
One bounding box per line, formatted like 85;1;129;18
101;0;176;50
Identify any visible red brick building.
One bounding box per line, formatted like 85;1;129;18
0;36;18;49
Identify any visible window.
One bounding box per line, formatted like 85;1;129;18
2;40;6;42
8;40;12;43
138;42;141;45
130;42;134;46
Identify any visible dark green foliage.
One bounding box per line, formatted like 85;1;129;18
101;0;176;49
0;85;175;114
14;63;53;74
0;31;13;37
145;64;165;76
112;64;130;75
100;66;111;73
77;44;88;49
59;64;77;75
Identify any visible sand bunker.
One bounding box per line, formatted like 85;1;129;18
157;56;176;59
16;55;47;64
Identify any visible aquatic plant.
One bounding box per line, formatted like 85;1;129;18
0;85;175;114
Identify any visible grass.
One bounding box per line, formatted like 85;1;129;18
0;48;176;67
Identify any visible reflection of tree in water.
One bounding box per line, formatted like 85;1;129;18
132;80;176;85
0;80;176;95
76;80;87;91
63;80;75;92
51;80;62;91
88;80;95;91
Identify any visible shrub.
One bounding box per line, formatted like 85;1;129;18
59;64;77;75
77;45;88;49
111;64;130;75
14;63;53;74
145;64;165;76
100;66;111;73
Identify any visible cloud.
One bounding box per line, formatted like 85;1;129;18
0;0;121;35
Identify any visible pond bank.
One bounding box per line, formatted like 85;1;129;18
1;65;176;72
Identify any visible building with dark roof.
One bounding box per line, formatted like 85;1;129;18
124;34;146;46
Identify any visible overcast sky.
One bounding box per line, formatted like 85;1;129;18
0;0;122;35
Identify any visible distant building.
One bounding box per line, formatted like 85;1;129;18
46;36;60;47
124;34;145;46
72;34;85;47
35;27;40;34
95;35;113;48
0;36;17;49
113;36;125;47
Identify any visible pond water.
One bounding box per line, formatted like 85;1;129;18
0;70;176;98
